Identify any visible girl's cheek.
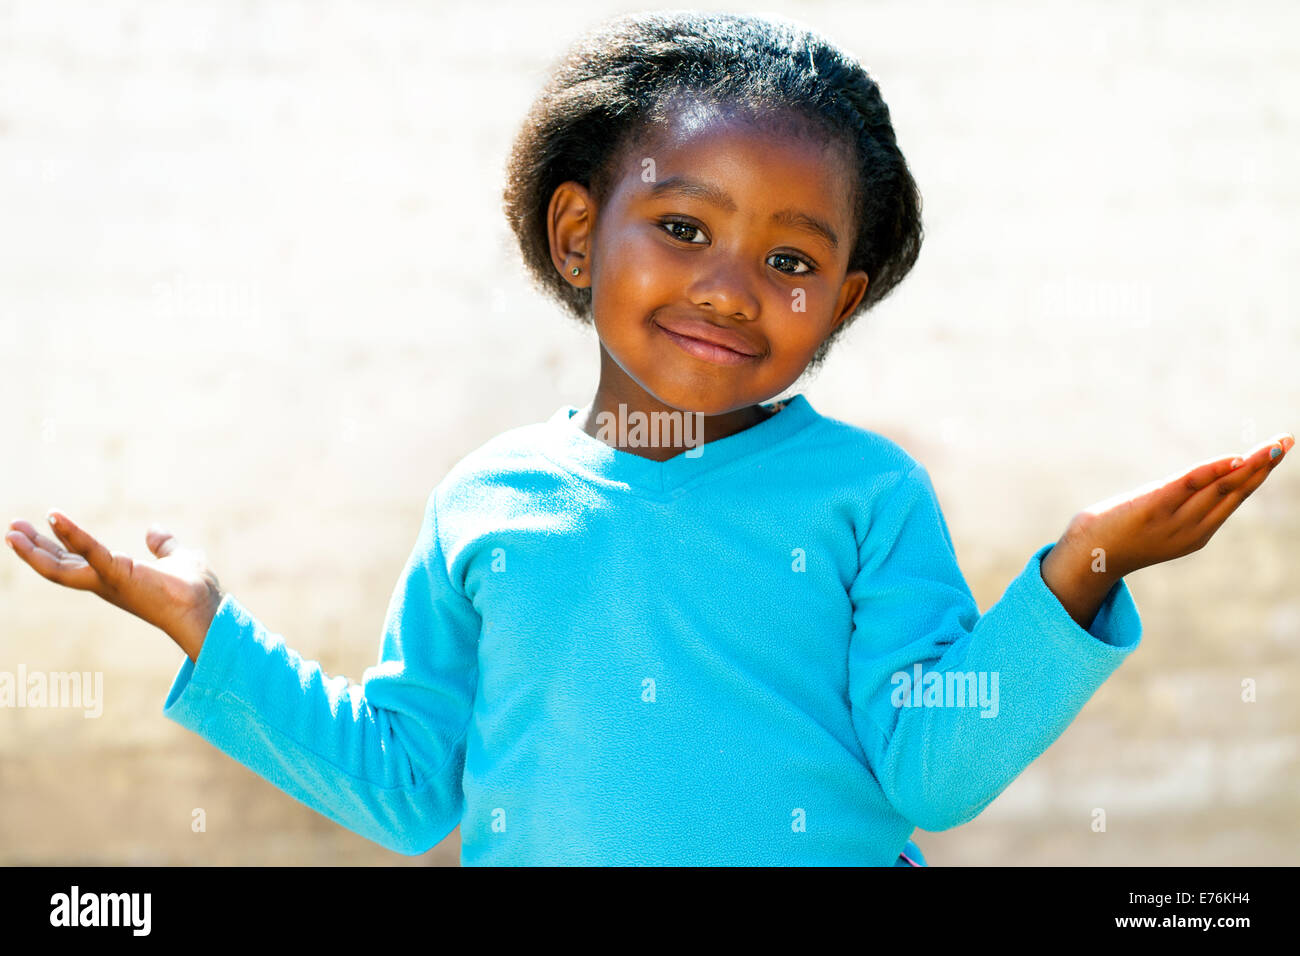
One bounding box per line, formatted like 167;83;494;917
773;284;826;329
784;297;841;353
605;229;665;275
595;237;670;311
633;232;679;271
624;237;683;291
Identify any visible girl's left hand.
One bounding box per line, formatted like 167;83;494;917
1050;432;1294;581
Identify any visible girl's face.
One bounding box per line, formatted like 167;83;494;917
549;109;869;419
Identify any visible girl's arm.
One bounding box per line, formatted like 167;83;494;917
847;433;1289;834
161;488;479;856
7;490;480;857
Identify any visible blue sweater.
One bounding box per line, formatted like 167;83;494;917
162;393;1142;865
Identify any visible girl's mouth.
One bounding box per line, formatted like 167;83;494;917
653;318;761;367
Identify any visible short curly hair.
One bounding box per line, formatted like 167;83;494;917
502;10;923;372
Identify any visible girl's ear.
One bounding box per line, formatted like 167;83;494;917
830;270;869;331
548;181;595;286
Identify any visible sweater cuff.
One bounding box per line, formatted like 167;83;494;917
161;591;248;731
1025;541;1142;653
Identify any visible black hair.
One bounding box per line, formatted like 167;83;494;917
502;10;923;372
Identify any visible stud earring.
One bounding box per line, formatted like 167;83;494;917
571;266;581;276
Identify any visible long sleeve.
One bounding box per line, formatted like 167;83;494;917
848;463;1142;833
161;487;481;855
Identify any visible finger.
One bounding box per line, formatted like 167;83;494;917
8;518;80;561
5;527;102;591
1195;439;1287;530
146;525;179;559
1194;451;1278;537
1159;454;1241;515
1176;440;1285;525
45;510;129;586
1234;433;1293;466
1156;436;1289;514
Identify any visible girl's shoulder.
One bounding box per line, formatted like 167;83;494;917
799;406;924;483
436;417;558;489
424;408;589;520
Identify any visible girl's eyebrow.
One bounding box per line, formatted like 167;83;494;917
646;175;840;251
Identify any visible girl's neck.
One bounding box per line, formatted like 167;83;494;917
574;394;774;462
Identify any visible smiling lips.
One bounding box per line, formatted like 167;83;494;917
653;315;762;366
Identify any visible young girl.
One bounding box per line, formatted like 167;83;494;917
6;11;1292;867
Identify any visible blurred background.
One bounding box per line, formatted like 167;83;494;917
0;0;1296;865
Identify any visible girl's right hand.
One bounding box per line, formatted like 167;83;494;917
5;510;224;664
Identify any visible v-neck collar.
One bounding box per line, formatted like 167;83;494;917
537;394;818;498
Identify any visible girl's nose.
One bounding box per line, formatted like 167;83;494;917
685;258;762;322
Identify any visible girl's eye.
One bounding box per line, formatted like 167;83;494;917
658;218;816;276
767;253;813;275
660;218;707;244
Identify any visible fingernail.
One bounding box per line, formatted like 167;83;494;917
4;535;15;551
1230;458;1244;468
1270;446;1282;459
47;513;58;527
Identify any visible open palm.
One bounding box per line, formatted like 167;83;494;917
1058;432;1293;580
5;511;223;662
